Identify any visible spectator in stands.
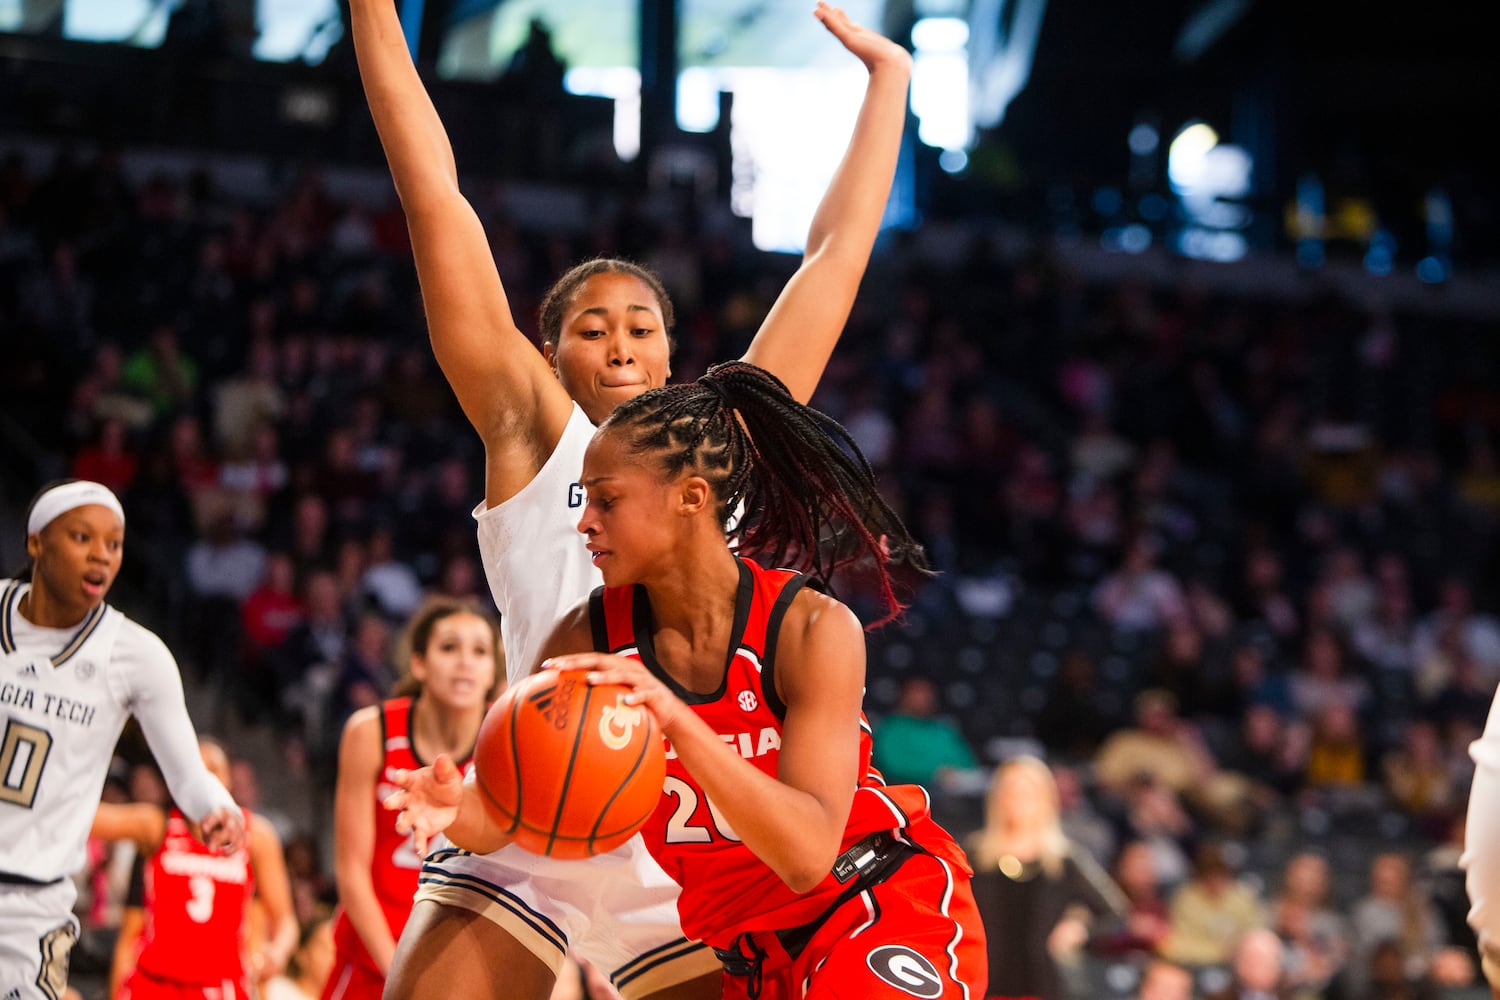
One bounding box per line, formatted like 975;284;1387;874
1159;842;1265;968
69;416;137;494
283;832;336;926
218;420;290;530
1091;838;1171;958
1269;851;1351;997
1346;851;1456;996
1203;927;1291;1000
872;675;981;794
1137;958;1194;1000
968;756;1127;1000
1144;620;1215;718
273;568;350;737
1352;568;1421;674
1323;545;1377;633
1302;703;1370;802
322;611;396;755
1039;648;1115;762
123;321;199;418
1414;575;1500;685
1383;718;1460;833
1112;775;1196;891
1289;628;1370;721
214;335;285;455
1095;688;1252;829
1093;533;1188;633
1217;702;1309;806
1234;544;1299;647
359;524;424;621
184;506;264;682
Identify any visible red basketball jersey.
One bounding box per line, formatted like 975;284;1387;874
590;558;971;950
331;696;474;972
132;808;255;987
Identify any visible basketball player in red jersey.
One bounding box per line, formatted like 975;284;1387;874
94;738;297;999
323;597;501;999
389;362;988;998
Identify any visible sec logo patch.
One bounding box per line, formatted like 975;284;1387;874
736;689;758;712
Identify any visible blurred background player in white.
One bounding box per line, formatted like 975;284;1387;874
1464;686;1500;999
324;596;500;998
0;479;243;999
347;0;912;996
92;736;297;997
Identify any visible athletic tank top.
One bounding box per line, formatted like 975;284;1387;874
332;696;475;971
134;808;255;985
590;558;969;949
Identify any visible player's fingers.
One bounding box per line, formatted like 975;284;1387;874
541;653;604;672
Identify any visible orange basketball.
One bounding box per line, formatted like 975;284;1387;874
473;667;666;859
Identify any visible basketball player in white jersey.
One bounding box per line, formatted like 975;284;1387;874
0;479;243;1000
348;1;912;995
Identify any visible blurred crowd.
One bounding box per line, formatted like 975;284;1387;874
3;137;1500;998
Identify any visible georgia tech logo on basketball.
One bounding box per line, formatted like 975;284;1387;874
736;689;758;712
866;945;943;998
599;694;645;750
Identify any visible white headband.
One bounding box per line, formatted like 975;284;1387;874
27;481;126;537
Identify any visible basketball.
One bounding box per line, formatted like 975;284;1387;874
473;667;667;859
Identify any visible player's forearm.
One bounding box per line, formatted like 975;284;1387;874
349;0;460;202
803;60;911;264
446;783;514;855
743;59;911;404
336;870;397;971
664;715;846;893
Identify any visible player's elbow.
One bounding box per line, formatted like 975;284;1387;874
780;867;829;895
776;844;839;895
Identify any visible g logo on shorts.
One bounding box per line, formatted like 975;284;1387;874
866;945;943;998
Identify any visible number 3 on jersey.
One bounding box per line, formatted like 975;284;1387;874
662;775;741;843
0;718;53;808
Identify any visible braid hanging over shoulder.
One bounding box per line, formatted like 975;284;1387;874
601;361;932;626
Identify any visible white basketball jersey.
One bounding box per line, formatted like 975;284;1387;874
0;579;137;882
476;403;601;686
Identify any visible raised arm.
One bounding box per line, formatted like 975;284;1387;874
348;0;573;499
741;2;913;403
330;707;399;974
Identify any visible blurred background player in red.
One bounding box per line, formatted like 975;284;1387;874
93;737;296;998
323;596;501;998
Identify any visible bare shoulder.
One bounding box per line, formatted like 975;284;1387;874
342;703;383;740
773;587;866;708
532;595;597;672
248;811;283;849
782;587;864;646
338;705;385;767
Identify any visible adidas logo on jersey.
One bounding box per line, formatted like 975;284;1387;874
19;662;36;677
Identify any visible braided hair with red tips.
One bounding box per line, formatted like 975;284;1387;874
597;360;931;626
